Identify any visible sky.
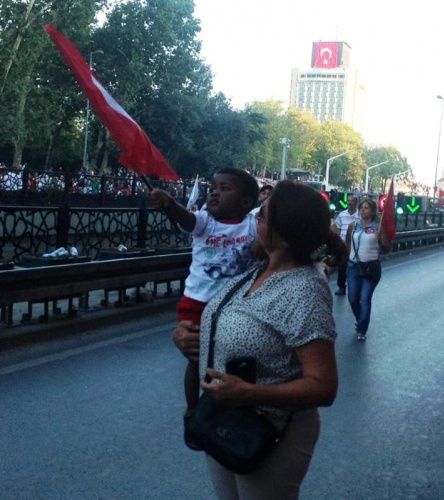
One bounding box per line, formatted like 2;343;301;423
193;0;444;187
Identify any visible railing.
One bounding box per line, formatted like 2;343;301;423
390;227;444;253
2;203;444;264
0;252;192;326
1;226;443;328
0;205;191;263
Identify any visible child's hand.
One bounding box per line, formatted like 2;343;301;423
150;189;173;210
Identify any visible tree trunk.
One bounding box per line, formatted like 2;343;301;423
90;126;105;173
12;75;31;169
99;129;110;174
1;0;60;94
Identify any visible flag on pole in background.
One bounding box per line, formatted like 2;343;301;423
186;175;199;210
44;23;180;181
381;177;396;241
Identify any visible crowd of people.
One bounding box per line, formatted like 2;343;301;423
0;165;279;207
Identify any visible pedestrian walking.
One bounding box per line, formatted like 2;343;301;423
345;198;391;341
174;181;348;499
334;195;359;295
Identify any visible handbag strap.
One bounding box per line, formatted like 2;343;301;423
205;268;258;382
351;222;362;262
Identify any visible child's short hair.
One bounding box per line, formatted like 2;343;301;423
216;167;259;208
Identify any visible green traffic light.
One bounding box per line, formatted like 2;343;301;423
329;203;336;210
396;207;404;214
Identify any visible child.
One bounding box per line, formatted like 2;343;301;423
150;168;259;449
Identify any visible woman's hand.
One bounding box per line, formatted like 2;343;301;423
172;321;200;362
200;341;338;412
200;368;252;408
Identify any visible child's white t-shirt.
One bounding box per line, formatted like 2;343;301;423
184;211;257;303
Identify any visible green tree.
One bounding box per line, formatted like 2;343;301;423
364;145;411;193
243;100;287;176
284;107;320;173
91;0;213;175
0;0;107;169
310;120;365;189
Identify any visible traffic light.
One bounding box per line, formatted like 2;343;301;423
378;194;387;211
396;193;405;213
329;189;339;210
404;195;423;213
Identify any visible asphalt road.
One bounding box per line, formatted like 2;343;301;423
1;247;443;499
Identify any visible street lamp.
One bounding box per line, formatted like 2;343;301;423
434;95;444;200
280;137;290;180
364;160;389;193
82;50;104;170
394;169;410;179
325;150;352;187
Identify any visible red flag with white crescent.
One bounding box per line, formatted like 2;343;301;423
44;23;180;181
313;42;339;69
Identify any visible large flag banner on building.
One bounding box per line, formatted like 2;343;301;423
381;178;397;242
312;42;339;68
44;23;180;181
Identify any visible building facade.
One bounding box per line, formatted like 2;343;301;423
289;41;365;133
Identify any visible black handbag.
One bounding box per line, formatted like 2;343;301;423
187;269;285;475
357;260;380;281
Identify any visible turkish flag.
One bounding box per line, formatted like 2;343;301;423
44;24;180;181
313;42;339;69
381;178;396;242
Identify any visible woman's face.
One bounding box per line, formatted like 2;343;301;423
359;202;375;219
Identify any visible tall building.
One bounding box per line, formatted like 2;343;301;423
289;41;365;133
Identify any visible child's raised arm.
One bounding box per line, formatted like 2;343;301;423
150;189;196;232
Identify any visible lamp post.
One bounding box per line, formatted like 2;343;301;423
280;137;290;180
394;169;410;179
364;160;389;193
82;50;104;170
325;150;352;187
434;95;444;201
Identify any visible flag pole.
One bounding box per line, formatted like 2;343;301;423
140;175;153;191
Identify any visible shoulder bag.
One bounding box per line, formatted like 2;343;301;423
187;269;289;475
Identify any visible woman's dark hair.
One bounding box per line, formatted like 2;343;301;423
216;167;259;207
267;181;348;266
358;198;379;221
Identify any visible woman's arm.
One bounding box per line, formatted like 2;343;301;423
202;339;338;411
376;223;392;254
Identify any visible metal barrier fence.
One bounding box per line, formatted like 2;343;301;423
0;205;192;264
1;203;443;265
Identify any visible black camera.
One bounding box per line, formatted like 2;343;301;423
226;357;256;384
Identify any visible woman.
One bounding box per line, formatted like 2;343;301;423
174;181;348;499
345;198;391;341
